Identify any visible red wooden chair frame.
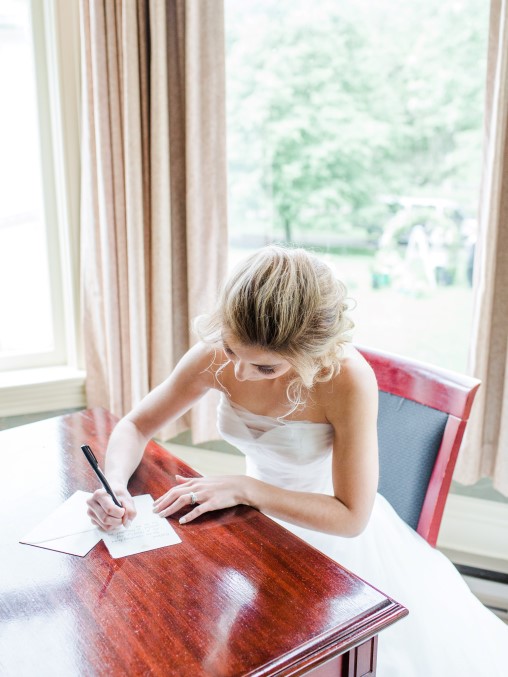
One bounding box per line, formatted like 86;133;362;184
357;345;481;547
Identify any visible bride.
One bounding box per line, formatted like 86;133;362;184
87;245;508;676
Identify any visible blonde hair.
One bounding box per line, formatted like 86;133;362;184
196;245;354;411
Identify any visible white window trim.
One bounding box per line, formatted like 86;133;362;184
41;0;82;371
0;0;85;411
0;365;85;417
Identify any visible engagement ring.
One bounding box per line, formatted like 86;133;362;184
189;492;198;505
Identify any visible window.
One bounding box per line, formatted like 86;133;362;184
0;0;83;418
0;0;74;372
225;0;488;372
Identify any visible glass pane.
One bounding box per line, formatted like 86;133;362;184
225;0;487;372
0;0;54;361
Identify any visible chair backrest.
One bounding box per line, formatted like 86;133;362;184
356;345;480;546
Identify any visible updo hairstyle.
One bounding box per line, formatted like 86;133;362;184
196;245;353;410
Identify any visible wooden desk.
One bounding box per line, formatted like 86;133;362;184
0;408;407;676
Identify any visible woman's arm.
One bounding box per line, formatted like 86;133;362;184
154;353;379;537
86;342;218;531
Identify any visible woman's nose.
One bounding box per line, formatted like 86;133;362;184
234;361;248;381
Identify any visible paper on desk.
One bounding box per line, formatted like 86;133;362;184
20;490;101;557
102;494;181;559
20;492;181;559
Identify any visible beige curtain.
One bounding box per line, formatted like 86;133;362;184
455;0;508;496
80;0;227;442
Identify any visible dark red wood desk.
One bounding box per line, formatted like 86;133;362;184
0;408;407;676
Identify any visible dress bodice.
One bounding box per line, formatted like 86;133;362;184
217;393;334;494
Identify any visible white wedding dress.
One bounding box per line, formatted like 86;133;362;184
217;394;508;677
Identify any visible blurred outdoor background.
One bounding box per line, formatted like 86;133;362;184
225;0;488;373
0;0;489;374
0;1;55;362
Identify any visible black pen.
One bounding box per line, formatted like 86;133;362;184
81;444;123;508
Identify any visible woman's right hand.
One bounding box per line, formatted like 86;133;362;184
86;485;137;532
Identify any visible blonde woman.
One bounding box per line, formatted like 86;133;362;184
87;245;507;676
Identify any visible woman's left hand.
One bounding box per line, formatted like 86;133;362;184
153;474;254;524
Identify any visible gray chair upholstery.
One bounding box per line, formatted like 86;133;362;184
377;391;448;530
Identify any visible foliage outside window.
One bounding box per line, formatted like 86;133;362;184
225;0;488;372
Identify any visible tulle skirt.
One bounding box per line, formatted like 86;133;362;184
275;494;508;677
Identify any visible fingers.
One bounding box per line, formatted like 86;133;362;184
153;475;242;525
153;485;202;518
178;503;206;525
118;492;137;526
152;476;193;511
88;511;120;532
158;489;210;525
86;487;135;532
86;501;122;532
174;474;190;484
153;476;210;522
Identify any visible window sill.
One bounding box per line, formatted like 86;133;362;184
0;366;86;417
438;493;508;568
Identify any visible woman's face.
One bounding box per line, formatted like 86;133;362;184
222;334;293;382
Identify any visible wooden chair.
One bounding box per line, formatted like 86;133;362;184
357;345;481;547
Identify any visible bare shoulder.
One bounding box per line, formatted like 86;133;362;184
315;345;378;418
337;345;377;392
177;341;224;389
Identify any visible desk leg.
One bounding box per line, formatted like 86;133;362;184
343;636;377;677
303;636;378;676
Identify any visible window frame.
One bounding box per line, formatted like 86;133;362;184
0;0;81;373
0;0;85;418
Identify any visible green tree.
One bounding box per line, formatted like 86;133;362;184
261;13;390;241
225;0;488;244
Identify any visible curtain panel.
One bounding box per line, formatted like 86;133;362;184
455;0;508;496
80;0;227;442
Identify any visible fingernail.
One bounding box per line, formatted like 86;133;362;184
125;520;131;529
179;516;186;524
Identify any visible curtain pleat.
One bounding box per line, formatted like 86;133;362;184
455;0;508;495
80;0;227;442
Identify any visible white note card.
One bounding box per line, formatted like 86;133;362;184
20;490;102;557
102;494;182;559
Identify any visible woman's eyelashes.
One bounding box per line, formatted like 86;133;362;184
223;345;276;375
